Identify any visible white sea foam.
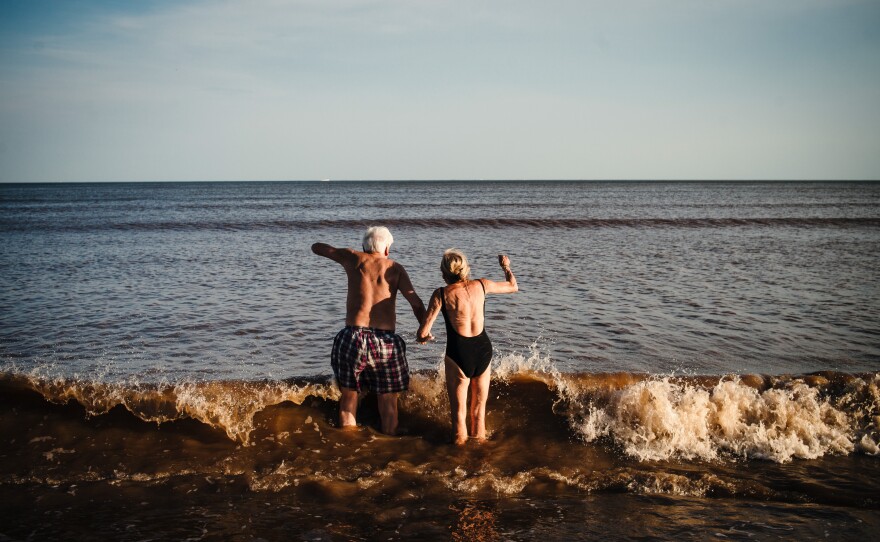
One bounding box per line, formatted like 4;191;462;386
11;369;340;445
443;466;534;495
570;376;859;463
172;379;339;443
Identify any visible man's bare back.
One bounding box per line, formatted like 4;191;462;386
311;244;422;331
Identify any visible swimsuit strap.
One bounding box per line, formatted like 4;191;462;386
439;286;460;339
438;287;452;324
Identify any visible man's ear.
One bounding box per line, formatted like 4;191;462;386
384;246;390;257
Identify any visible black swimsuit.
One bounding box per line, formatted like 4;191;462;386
439;281;493;378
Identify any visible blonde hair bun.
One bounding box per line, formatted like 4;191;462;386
441;248;470;283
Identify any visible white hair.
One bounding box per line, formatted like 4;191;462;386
362;226;394;253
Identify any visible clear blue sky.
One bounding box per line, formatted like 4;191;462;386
1;0;878;182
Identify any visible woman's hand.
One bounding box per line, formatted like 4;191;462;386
498;254;511;269
417;332;435;344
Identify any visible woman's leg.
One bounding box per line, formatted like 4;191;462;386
468;364;491;440
444;357;470;445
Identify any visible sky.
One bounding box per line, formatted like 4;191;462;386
1;0;879;182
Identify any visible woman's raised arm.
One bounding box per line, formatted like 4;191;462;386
482;254;518;294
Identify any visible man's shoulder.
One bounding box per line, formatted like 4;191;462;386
386;259;407;272
331;248;363;269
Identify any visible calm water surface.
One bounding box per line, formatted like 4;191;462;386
2;181;878;380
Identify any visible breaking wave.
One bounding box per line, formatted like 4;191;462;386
2;359;877;464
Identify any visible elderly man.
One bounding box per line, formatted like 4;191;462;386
311;226;426;435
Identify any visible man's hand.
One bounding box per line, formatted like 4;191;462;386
498;254;511;268
417;332;434;344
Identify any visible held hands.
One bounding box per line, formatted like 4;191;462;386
417;332;435;344
498;254;511;269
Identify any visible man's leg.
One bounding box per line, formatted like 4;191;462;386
444;357;470;445
377;393;399;435
331;326;361;430
339;387;359;429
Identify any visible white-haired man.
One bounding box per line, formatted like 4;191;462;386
311;226;426;435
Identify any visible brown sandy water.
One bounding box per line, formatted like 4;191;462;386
2;369;878;541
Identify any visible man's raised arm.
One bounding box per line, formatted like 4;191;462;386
311;242;352;264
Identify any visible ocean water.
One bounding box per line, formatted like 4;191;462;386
1;180;879;540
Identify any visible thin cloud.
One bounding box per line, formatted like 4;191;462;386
1;0;878;181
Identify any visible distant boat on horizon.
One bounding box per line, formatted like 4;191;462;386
321;178;331;182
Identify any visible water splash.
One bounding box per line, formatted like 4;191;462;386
568;374;878;463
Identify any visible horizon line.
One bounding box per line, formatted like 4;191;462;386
2;178;879;184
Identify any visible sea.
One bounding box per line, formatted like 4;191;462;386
1;180;878;541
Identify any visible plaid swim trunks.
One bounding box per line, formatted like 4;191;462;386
331;326;409;393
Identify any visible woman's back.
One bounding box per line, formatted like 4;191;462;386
440;279;486;337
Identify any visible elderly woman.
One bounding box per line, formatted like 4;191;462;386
417;250;518;444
